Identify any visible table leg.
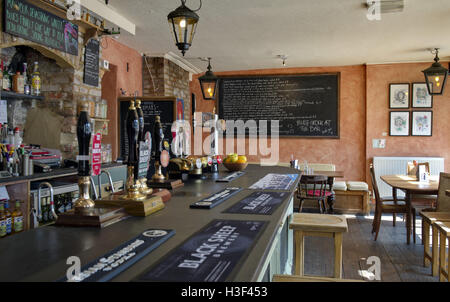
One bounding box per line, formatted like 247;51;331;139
423;219;430;267
334;232;343;279
405;192;412;245
432;224;439;277
439;232;446;282
295;231;305;276
327;177;335;214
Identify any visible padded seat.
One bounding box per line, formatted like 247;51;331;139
307;190;333;197
333;181;347;191
347;181;369;191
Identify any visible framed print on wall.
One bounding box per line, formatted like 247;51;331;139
390;111;410;136
412;83;433;108
389;83;410;109
412;111;433;136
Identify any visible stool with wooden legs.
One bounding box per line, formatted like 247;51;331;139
435;221;450;282
419;212;450;276
289;213;348;279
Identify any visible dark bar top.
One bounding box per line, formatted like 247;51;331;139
0;162;125;186
0;165;299;282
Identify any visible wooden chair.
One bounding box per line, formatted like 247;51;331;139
370;164;415;241
296;175;331;214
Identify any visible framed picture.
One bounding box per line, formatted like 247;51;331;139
389;111;410;136
389;83;410;109
412;83;433;108
412;111;433;136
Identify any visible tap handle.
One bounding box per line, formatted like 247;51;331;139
77;102;92;177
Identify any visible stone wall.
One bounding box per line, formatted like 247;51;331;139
143;56;191;120
0;30;104;159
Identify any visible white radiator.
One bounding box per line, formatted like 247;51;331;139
373;157;445;198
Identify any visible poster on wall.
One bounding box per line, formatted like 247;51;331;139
389;83;410;109
412;111;433;137
176;98;184;120
412;83;433;108
389;111;410;136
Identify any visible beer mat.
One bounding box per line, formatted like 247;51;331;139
190;187;243;209
223;191;288;215
58;229;175;282
249;173;299;190
215;171;246;183
136;220;267;282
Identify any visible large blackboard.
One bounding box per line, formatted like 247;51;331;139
3;0;79;56
119;98;176;159
218;74;339;138
83;39;100;87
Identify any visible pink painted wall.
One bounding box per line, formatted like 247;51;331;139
191;65;367;181
101;37;143;160
366;62;450;182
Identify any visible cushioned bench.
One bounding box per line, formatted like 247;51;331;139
333;181;370;215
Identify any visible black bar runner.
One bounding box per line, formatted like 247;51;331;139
58;229;175;282
136;220;267;282
215;171;246;183
223;192;288;215
190;187;243;209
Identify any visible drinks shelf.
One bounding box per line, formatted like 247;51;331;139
0;91;44;101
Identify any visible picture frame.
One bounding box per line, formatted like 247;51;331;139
412;83;433;108
412;111;433;136
389;111;410;136
389;83;410;109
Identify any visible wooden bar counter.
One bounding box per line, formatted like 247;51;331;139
0;165;300;282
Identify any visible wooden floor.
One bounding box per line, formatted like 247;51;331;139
301;212;445;282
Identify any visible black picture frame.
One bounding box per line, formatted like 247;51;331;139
389;111;410;137
411;111;433;137
389;83;410;109
412;83;433;108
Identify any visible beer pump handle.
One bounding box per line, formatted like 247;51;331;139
126;101;139;168
77;102;92;177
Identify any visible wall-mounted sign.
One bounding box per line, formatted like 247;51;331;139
83;39;100;87
3;0;79;56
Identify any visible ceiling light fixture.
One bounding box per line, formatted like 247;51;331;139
167;0;202;57
423;48;448;96
277;55;288;67
198;57;219;100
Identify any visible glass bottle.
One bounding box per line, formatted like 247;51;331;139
31;61;41;96
3;201;12;235
0;203;7;238
2;64;11;91
11;200;23;233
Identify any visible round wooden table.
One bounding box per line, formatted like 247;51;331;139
381;175;439;245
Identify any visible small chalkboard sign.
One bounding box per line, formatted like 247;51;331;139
3;0;79;56
83;39;100;87
119;97;176;160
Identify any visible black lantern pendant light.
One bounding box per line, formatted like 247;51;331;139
423;48;449;95
167;0;201;56
198;58;219;100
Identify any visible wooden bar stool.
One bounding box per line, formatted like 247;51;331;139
435;221;450;282
289;213;348;279
419;212;450;276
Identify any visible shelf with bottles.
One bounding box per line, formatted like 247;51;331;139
0;91;44;101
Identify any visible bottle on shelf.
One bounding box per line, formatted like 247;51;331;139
0;60;3;91
2;62;11;91
11;200;23;234
0;202;7;238
3;201;12;236
31;61;41;96
12;72;24;94
23;63;31;95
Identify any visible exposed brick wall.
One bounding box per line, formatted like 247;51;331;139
1;31;104;159
143;56;191;120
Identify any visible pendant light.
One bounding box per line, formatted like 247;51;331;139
167;0;202;57
198;58;219;100
423;48;448;95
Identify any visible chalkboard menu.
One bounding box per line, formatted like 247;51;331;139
83;39;100;87
3;0;79;56
119;98;176;159
218;74;339;138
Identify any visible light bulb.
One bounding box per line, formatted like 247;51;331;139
435;76;440;82
180;19;186;28
437;82;441;87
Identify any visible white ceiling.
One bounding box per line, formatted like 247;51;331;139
103;0;450;72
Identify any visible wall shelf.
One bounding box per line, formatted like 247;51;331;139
0;91;44;101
